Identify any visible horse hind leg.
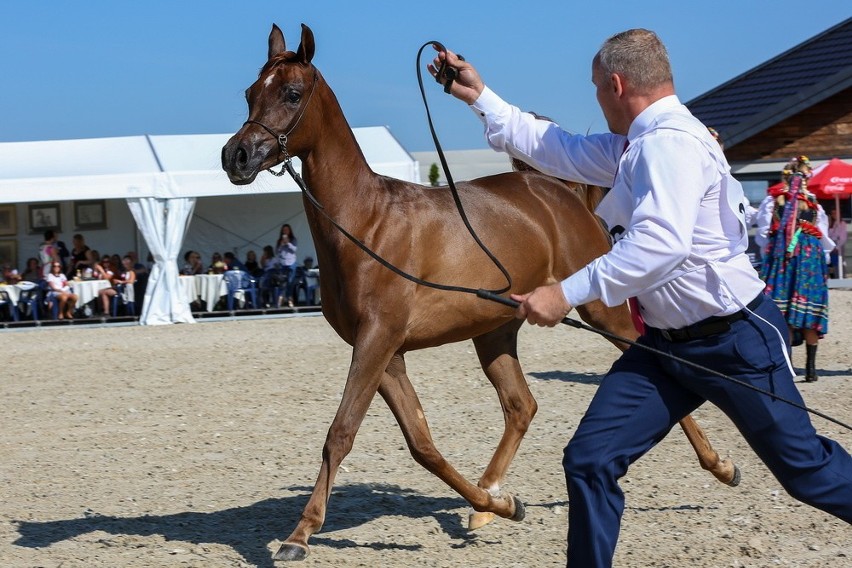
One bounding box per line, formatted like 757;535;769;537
467;321;537;530
378;354;525;527
576;300;740;487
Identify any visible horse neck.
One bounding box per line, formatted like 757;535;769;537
299;79;377;199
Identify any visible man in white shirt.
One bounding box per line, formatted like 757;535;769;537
431;28;851;568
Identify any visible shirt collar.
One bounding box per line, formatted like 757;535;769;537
626;95;682;143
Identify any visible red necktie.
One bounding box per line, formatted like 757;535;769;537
617;139;646;335
628;297;645;334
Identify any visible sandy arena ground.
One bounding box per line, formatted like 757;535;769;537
1;291;850;567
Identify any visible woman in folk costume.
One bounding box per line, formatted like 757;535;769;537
759;156;834;381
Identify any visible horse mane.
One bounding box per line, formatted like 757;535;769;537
510;157;605;213
508;111;606;214
260;52;309;75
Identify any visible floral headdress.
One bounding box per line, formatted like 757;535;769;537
782;155;812;180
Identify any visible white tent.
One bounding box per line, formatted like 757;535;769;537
0;127;420;325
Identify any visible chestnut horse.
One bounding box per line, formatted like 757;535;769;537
222;23;737;562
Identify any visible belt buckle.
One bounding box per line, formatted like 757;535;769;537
661;329;675;341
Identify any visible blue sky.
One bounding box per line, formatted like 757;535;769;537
2;2;849;152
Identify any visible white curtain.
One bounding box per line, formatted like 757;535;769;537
127;196;196;325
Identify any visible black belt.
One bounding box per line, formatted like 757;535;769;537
655;295;763;342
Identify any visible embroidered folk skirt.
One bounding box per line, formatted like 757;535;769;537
760;232;829;334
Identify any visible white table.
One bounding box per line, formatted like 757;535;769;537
0;283;24;305
194;274;228;312
70;279;111;306
178;276;198;307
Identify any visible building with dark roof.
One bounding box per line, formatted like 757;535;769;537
687;17;852;204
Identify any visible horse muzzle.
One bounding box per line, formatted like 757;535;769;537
221;133;276;185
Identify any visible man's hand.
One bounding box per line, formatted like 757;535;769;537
428;45;484;104
511;283;573;327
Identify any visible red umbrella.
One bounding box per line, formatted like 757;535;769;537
807;157;852;199
809;158;852;279
764;158;852;198
767;180;785;196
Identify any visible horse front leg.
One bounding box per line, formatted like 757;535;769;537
378;354;525;526
467;321;537;530
273;336;397;562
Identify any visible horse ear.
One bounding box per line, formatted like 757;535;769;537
268;24;286;60
296;23;315;64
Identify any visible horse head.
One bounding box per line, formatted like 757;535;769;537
222;23;319;184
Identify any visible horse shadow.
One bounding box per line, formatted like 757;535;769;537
528;370;603;385
12;483;488;567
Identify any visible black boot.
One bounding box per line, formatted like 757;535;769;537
805;343;818;382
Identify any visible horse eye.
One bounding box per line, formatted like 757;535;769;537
285;89;301;104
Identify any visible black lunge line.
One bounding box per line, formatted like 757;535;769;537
477;290;852;432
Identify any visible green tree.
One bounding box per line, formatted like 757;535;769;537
428;163;440;187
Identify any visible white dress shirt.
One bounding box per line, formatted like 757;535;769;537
471;87;765;329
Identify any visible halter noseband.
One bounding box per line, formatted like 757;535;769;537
243;67;319;177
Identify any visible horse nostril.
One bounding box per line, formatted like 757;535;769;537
236;145;249;169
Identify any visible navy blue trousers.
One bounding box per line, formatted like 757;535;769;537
563;293;852;567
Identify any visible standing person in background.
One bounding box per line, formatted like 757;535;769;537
38;230;60;278
828;206;847;278
68;234;90;277
276;224;298;307
758;156;833;382
433;28;852;567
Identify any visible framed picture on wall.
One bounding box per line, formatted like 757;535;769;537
74;200;107;230
28;203;61;234
0;239;17;270
0;204;16;236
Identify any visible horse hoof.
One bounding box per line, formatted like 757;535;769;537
468;510;496;530
726;465;741;487
510;496;526;522
272;542;309;561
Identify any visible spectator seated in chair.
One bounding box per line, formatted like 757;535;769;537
223;251;247;272
223;267;258;311
293;257;319;305
45;261;78;320
98;256;136;316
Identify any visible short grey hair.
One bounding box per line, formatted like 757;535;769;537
595;29;673;93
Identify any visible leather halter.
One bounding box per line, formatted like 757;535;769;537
243;67;319;178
